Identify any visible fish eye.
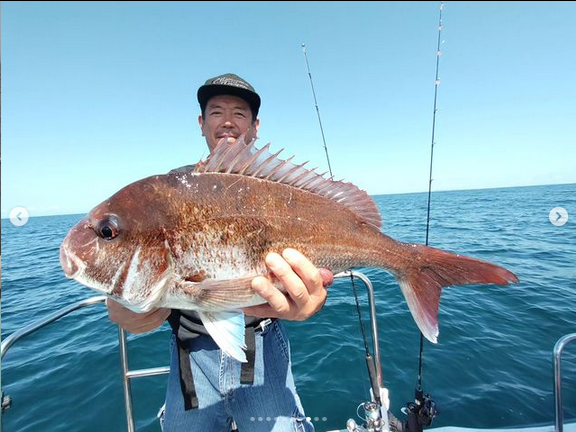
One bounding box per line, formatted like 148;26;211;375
95;217;119;240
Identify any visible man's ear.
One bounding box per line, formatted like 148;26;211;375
198;114;205;136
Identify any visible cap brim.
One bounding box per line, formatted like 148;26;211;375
197;85;261;116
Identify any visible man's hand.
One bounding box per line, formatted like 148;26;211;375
243;248;333;321
106;298;171;334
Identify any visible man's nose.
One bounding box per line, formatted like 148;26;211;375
220;110;235;125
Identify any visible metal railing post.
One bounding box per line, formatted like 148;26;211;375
554;333;576;432
118;327;136;432
335;271;383;390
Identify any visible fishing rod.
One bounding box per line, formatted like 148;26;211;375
303;4;445;422
301;44;388;431
403;4;445;431
301;44;334;178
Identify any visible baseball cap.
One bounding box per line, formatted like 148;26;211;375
197;73;261;117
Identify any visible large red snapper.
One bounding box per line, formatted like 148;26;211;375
60;139;518;362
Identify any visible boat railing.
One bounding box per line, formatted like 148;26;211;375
554;332;576;432
1;296;108;359
0;271;385;431
1;280;574;432
0;295;171;432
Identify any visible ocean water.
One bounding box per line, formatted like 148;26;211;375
1;183;575;432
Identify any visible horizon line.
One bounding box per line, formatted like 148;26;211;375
2;181;574;221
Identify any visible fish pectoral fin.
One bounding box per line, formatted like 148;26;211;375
197;310;247;363
180;276;257;309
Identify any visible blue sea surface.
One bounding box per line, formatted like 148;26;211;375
1;183;575;432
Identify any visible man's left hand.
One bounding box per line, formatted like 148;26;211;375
243;248;333;321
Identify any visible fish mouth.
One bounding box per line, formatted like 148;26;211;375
60;243;85;280
60;243;114;295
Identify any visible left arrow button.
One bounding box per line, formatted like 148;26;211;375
10;207;29;226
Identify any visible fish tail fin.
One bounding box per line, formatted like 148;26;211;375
395;244;518;343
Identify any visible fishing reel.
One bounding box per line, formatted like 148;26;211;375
346;401;388;432
402;388;438;432
1;390;12;412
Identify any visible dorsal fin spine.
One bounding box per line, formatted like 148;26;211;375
251;149;284;177
276;161;309;184
238;144;271;175
206;143;232;171
226;143;252;174
299;175;323;189
313;179;334;194
263;156;294;181
289;168;317;187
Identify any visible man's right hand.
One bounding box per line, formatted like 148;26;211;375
106;298;171;334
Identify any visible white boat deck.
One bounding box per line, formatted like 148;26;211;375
430;424;576;432
326;422;576;432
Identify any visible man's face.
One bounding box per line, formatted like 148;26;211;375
199;94;260;153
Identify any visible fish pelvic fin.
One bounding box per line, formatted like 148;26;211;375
197;310;247;363
396;244;519;343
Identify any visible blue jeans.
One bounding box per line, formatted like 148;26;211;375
161;320;315;432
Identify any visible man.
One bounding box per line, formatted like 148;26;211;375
107;73;333;431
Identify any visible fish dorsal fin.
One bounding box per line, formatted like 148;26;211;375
195;136;382;229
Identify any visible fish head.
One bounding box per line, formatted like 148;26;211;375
60;177;175;312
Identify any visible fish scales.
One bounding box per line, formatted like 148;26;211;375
171;173;398;288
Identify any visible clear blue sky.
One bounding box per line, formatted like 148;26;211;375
2;1;575;218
